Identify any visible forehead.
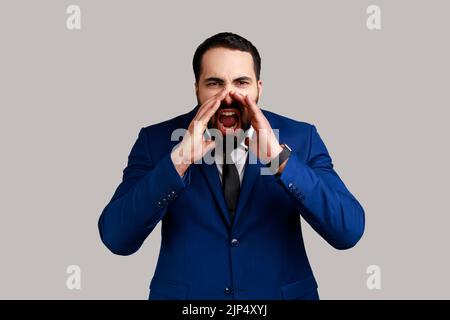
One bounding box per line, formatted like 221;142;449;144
200;47;255;79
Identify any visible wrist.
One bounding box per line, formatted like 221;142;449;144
269;144;284;162
266;144;291;175
170;147;192;177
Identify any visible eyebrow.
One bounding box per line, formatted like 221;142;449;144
203;76;253;83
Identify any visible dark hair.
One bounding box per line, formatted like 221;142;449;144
192;32;261;83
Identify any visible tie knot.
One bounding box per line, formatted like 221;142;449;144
223;136;238;165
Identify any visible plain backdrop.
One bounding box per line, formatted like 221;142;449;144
0;0;449;299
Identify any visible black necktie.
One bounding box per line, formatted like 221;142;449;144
222;140;240;221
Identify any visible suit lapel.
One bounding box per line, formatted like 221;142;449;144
176;105;228;227
233;156;263;227
199;157;263;229
183;105;231;227
234;110;278;226
199;160;232;228
180;105;268;229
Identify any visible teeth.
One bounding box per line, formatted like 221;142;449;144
222;111;236;116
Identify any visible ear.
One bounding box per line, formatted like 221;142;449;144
257;79;263;100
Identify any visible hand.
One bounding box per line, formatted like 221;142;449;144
171;88;228;177
229;91;283;165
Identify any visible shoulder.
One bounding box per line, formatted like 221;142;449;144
261;108;314;135
261;108;327;161
141;106;196;138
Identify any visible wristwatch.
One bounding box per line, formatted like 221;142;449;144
266;144;292;175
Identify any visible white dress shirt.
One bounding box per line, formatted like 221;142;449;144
207;127;254;186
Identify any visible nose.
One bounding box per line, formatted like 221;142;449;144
223;88;234;105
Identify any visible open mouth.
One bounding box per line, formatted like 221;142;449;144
219;110;239;129
216;107;241;134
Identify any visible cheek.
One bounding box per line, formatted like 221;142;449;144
198;88;220;103
236;87;257;99
198;94;208;105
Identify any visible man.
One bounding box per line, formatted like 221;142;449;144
98;32;365;300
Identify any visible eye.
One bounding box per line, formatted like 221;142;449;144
238;81;249;86
207;82;218;87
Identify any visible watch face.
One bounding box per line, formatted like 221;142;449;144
279;145;292;163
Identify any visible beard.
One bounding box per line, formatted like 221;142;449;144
196;91;259;136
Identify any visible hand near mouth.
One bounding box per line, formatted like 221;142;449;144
171;88;228;177
229;91;284;168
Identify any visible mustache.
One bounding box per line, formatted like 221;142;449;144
218;99;244;113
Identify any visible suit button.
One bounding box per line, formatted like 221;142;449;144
224;287;233;295
231;238;239;246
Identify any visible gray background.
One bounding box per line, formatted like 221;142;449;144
1;0;449;299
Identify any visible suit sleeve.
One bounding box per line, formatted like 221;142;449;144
98;128;190;255
278;124;365;249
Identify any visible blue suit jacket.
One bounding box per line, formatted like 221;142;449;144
98;105;365;300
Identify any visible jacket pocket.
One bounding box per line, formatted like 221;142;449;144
149;277;188;300
281;275;318;300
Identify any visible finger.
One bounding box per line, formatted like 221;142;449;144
229;91;255;117
198;99;221;126
193;95;219;121
203;139;216;154
230;91;262;127
244;94;271;129
229;91;248;110
195;87;228;123
244;93;263;118
195;88;227;120
193;97;220;123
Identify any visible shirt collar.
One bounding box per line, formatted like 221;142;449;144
207;126;254;166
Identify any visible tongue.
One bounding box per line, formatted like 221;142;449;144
220;115;237;127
